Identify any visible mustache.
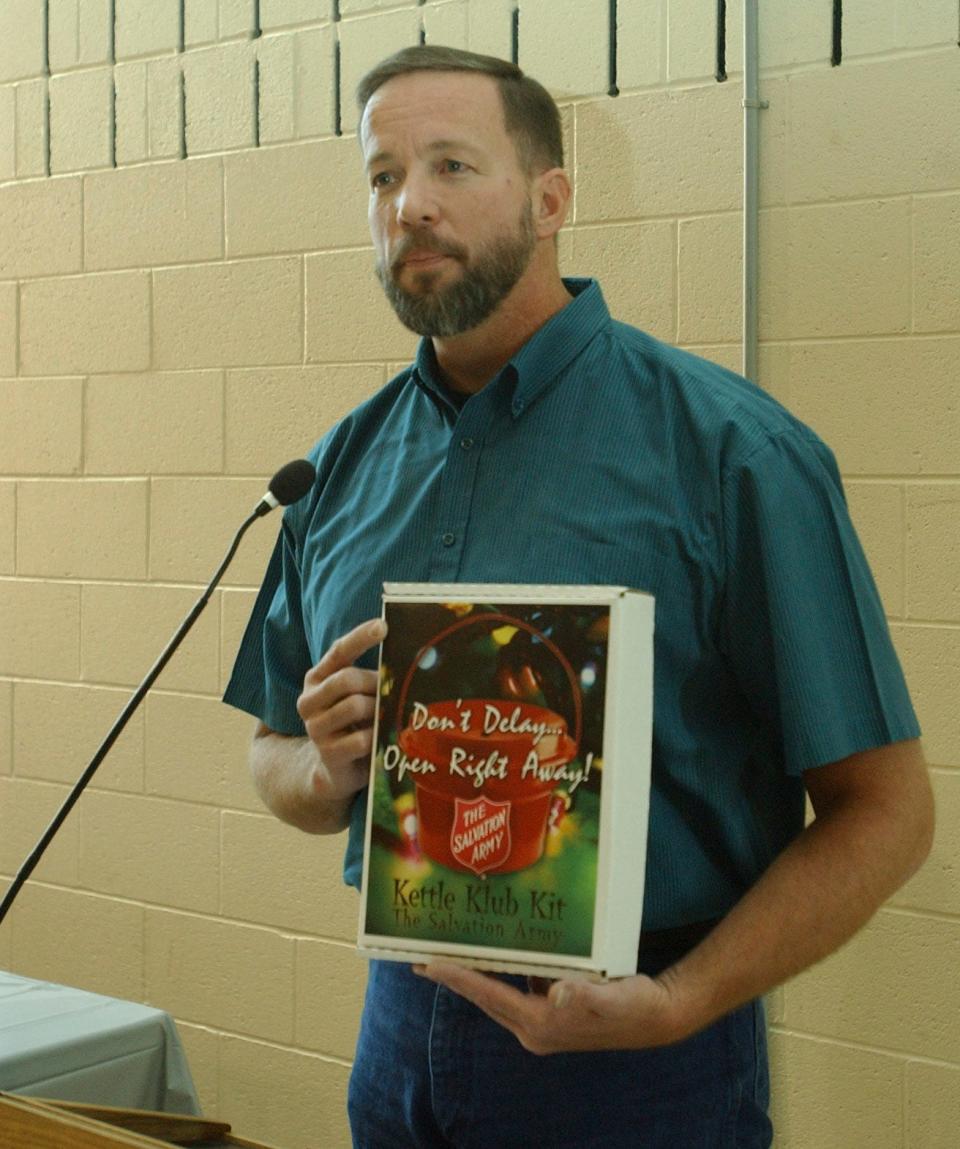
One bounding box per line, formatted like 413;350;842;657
390;231;468;272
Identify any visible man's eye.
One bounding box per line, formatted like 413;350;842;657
371;172;395;189
442;159;467;174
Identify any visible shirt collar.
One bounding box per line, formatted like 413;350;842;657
411;278;610;418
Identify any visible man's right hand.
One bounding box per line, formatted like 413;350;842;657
296;617;387;801
250;617;386;834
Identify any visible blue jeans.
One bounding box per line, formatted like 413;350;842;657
348;959;772;1148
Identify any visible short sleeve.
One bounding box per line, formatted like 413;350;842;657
223;518;313;736
720;428;919;775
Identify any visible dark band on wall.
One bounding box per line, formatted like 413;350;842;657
716;0;727;82
608;0;619;96
832;0;843;66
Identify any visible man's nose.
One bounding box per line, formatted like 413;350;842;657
396;176;440;227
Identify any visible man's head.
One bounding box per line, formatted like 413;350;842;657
356;45;563;178
356;47;570;339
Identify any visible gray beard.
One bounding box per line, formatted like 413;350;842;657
376;203;536;337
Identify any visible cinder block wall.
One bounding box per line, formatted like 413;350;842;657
1;3;958;1146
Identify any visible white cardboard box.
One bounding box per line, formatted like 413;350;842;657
358;583;654;979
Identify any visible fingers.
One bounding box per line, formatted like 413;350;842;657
296;618;386;782
308;618;386;683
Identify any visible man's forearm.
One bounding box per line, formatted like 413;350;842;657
658;740;934;1042
250;728;356;835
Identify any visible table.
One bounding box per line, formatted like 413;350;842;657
0;971;200;1115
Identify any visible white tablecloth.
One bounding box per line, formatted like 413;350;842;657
0;970;200;1114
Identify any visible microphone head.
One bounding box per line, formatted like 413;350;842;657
268;459;316;507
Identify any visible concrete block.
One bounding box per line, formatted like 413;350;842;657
843;481;904;618
677;213;742;344
218;1033;351;1149
340;0;415;11
49;0;113;71
0;379;83;475
0;778;82;887
14;78;47;179
81;583;220;693
0;580;81;679
86;371;223;475
767;1030;904;1149
20;272;151;376
85;158;223;270
295;938;366;1059
220;810;360;937
0;178;83;279
785;339;960;477
260;0;333;31
465;0;514;60
17;480;148;580
894;623;960;768
225;138;366;257
6;886;145;1001
153;257;303;368
567;221;676;342
305;249;417;363
183;41;256;154
115;0;181;59
787;53;960;204
225;365;383;474
149;477;276;586
725;0;831;73
0;283;15;376
667;0;718;83
145;692;261;811
519;0;608;98
257;26;336;143
906;484;960;622
0;483;12;575
175;1024;220;1120
914;193;960;334
0;0;47;83
185;0;219;48
220;0;256;39
0;679;12;774
782;908;960;1061
844;0;958;57
906;1059;960;1149
422;1;468;50
114;61;148;163
0;84;15;181
13;681;144;792
338;9;422;132
145;908;296;1039
147;56;186;159
891;768;960;918
760;200;911;340
617;0;664;89
80;792;221;910
576;83;741;222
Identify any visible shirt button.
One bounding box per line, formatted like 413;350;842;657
460;437;474;450
441;532;456;547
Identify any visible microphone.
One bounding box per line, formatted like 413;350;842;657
0;459;316;926
254;457;316;517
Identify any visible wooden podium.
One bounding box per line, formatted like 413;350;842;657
0;1094;281;1148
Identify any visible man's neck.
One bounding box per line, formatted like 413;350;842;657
432;268;573;395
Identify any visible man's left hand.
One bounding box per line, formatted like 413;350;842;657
413;963;686;1054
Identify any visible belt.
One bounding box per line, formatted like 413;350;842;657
636;918;718;976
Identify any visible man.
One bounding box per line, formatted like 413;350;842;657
225;46;934;1147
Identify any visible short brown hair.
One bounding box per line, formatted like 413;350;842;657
356;45;563;175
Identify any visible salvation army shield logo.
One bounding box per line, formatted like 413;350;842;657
450;796;512;875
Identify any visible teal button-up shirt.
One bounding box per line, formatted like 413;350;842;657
225;279;918;930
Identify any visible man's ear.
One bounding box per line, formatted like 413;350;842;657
532;167;572;239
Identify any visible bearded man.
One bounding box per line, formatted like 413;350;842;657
225;45;932;1149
